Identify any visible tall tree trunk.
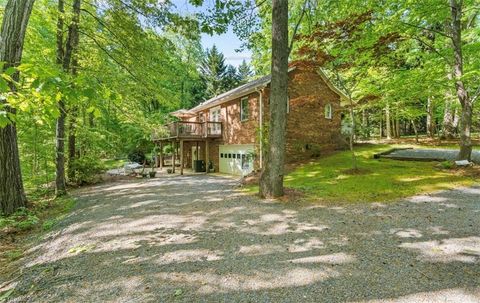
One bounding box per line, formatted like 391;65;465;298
259;0;288;198
426;97;435;138
55;0;81;196
379;115;383;138
442;74;456;139
450;0;472;160
67;106;77;181
395;115;400;138
411;120;419;143
361;109;369;139
0;0;35;215
385;104;391;139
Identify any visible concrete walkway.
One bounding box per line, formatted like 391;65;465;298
381;148;480;163
5;174;480;302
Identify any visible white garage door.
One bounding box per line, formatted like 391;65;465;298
219;144;255;175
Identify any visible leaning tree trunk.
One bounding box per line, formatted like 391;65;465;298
0;0;35;215
259;0;288;198
450;0;472;160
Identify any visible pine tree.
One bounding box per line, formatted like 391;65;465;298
223;65;240;90
237;59;253;84
200;45;227;98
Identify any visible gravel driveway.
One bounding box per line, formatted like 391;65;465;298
6;174;480;302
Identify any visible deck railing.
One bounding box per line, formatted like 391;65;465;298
152;121;223;140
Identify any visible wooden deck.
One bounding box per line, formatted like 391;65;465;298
152;121;222;141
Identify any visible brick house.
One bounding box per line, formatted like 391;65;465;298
152;64;347;175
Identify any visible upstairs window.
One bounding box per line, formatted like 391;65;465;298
240;97;249;121
325;103;333;120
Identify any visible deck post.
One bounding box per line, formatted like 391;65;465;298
180;140;184;175
172;140;176;173
196;142;199;160
159;141;163;170
205;139;209;174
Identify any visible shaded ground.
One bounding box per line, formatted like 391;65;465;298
3;174;480;302
381;148;480;163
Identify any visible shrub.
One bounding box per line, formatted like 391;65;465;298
0;207;40;231
439;161;454;169
128;150;146;164
69;156;106;185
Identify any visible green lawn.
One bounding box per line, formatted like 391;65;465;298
248;144;477;203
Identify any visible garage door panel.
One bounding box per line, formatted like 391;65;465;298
219;144;254;175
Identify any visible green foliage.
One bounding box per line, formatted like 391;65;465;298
439;161;454;169
127;150;147;164
0;208;39;231
246;145;475;202
69;156;106;185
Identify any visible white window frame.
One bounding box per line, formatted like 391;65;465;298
240;97;249;121
325;103;333;120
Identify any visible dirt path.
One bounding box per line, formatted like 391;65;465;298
5;174;480;302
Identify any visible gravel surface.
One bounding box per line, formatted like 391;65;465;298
5;174;480;302
383;148;480;163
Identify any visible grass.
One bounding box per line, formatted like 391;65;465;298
247;144;477;203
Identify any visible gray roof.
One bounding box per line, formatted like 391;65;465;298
183;67;348;114
190;74;272;112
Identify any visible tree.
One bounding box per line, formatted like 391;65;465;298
238;59;253;84
259;0;288;198
223;64;240;90
200;45;227;98
0;0;35;215
449;0;475;160
55;0;81;196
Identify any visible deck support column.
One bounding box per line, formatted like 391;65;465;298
172;140;176;173
205;139;209;174
180;140;184;175
159;141;163;170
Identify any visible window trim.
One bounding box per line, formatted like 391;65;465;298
240;97;249;121
325;103;333;120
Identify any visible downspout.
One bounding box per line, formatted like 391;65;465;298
256;87;264;169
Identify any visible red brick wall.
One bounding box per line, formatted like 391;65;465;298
178;67;343;170
285;68;343;162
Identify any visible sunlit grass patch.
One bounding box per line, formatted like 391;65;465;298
246;144;476;203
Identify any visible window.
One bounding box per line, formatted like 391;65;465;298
220;153;224;158
325;103;333;119
240;97;249;121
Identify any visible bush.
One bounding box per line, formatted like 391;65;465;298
439;161;454;169
128;150;146;164
0;207;39;231
69;156;106;185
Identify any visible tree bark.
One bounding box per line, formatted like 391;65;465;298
55;0;81;196
426;97;435;138
259;0;288;198
411;120;419;143
0;0;35;215
450;0;472;160
385;104;391;140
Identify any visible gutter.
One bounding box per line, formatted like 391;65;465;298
256;87;265;169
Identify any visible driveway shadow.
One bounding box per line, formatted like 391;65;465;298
7;175;480;302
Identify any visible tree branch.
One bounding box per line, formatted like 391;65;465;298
399;21;451;38
288;0;308;56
